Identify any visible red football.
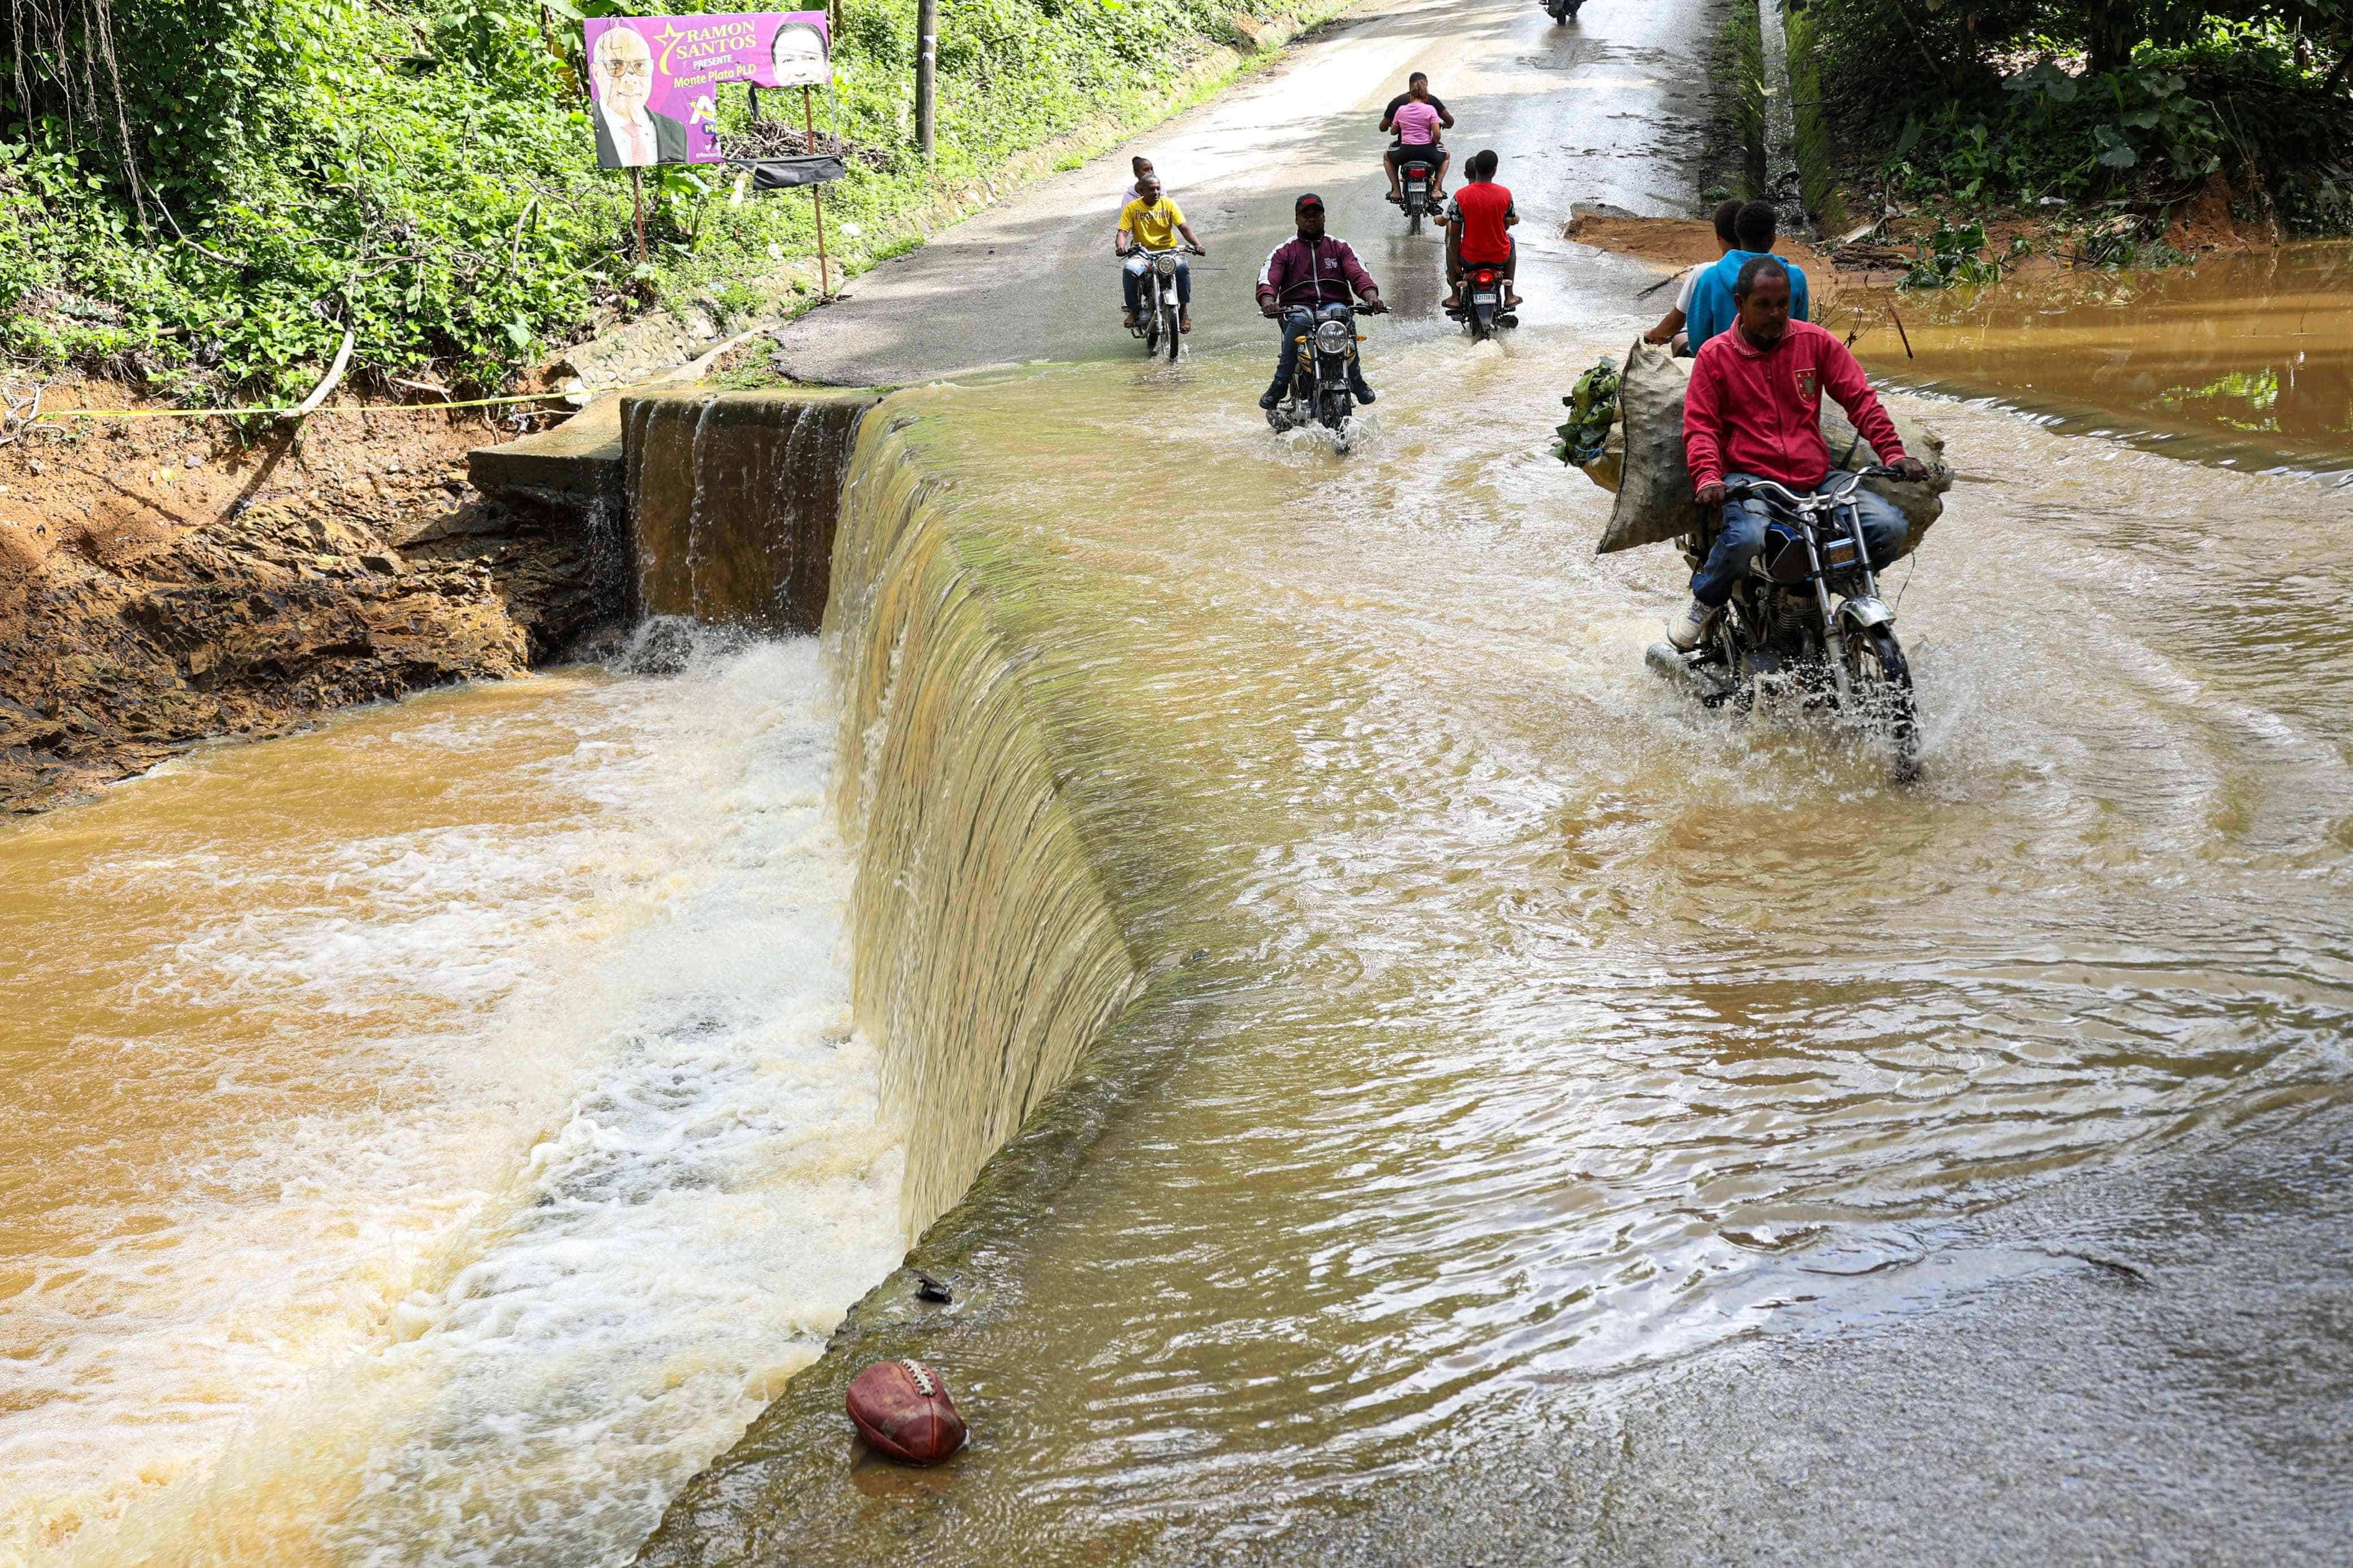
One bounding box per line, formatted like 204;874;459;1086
845;1358;967;1465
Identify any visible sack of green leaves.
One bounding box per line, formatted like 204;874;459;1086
1593;339;1951;558
1553;356;1623;488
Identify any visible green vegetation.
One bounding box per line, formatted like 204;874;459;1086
1779;5;1847;233
1716;0;1766;201
0;0;1329;404
1812;0;2353;234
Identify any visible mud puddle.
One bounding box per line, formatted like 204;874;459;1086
1827;241;2353;479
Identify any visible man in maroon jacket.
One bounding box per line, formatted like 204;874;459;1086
1669;256;1930;651
1255;192;1388;411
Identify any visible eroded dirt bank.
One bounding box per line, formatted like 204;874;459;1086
0;391;615;810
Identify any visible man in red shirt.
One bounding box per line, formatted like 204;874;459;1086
1670;256;1930;650
1443;149;1519;312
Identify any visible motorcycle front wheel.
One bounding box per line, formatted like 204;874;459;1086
1841;624;1921;781
1320;387;1353;448
1161;296;1182;362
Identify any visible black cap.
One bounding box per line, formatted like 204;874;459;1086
1295;192;1324;211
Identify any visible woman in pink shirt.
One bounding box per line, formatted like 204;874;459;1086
1381;72;1453;202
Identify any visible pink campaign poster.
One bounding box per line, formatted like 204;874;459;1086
584;12;832;169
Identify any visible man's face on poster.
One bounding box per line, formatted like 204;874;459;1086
595;29;654;118
769;24;829;88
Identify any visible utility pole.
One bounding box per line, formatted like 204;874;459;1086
915;0;937;168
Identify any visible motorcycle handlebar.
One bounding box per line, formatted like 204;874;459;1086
1722;466;1907;506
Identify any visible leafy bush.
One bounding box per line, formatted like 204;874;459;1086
0;0;1326;401
1813;1;2353;233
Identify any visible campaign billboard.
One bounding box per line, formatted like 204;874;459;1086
584;12;833;169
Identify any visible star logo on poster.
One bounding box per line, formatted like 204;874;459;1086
689;93;717;126
652;21;686;74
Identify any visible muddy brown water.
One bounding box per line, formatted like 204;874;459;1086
1833;240;2353;480
5;311;2351;1563
643;345;2353;1563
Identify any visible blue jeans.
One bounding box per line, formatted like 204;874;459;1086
1692;472;1909;607
1123;254;1190;314
1264;304;1369;399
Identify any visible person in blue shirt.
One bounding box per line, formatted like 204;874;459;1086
1682;200;1811;351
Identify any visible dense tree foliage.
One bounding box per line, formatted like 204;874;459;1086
0;0;1321;400
1810;0;2352;230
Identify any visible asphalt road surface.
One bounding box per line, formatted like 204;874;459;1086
774;0;1721;386
756;4;2353;1561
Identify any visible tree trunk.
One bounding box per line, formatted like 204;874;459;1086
2084;0;2140;76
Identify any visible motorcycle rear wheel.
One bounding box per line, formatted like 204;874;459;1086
1842;624;1921;781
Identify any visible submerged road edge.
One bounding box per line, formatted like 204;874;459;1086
634;395;1232;1565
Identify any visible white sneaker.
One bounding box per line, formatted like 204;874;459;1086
1666;598;1717;651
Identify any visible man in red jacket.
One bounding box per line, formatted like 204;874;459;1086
1669;256;1930;651
1255;192;1389;411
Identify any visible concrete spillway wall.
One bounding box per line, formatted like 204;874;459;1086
610;392;1205;1564
622;389;876;634
617;385;1147;1233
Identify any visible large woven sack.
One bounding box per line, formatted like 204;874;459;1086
1594;339;1951;556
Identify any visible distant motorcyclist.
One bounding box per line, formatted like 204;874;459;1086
1255;192;1387;410
1117;175;1205;335
1442;149;1520;312
1669;256;1928;651
1381;72;1454;203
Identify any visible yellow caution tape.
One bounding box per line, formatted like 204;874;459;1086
28;375;688;424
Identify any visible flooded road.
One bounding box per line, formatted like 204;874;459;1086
1;640;904;1565
1838;242;2353;480
648;338;2352;1563
7;0;2353;1557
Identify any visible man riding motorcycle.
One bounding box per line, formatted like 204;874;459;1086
1381;72;1453;204
1255;192;1388;411
1116;174;1205;335
1670;255;1929;651
1443;148;1520;312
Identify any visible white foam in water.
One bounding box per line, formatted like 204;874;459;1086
7;630;905;1568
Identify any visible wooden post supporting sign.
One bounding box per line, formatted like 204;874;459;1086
803;85;831;297
916;0;937;167
631;167;647;264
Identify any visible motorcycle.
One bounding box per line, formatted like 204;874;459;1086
1544;0;1584;22
1645;467;1924;781
1266;303;1379;453
1127;244;1202;363
1453;261;1517;342
1397;153;1441;236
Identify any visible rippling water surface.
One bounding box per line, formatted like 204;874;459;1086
1837;240;2353;478
0;636;904;1566
7;304;2351;1566
778;332;2353;1556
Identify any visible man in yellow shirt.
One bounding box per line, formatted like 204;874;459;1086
1116;175;1206;334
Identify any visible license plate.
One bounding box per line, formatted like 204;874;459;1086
1473;291;1498;304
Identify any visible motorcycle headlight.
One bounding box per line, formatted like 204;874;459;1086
1153;252;1178;277
1313;319;1352;355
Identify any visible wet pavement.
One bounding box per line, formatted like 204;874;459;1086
1212;1108;2353;1567
774;0;1727;385
684;3;2353;1564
